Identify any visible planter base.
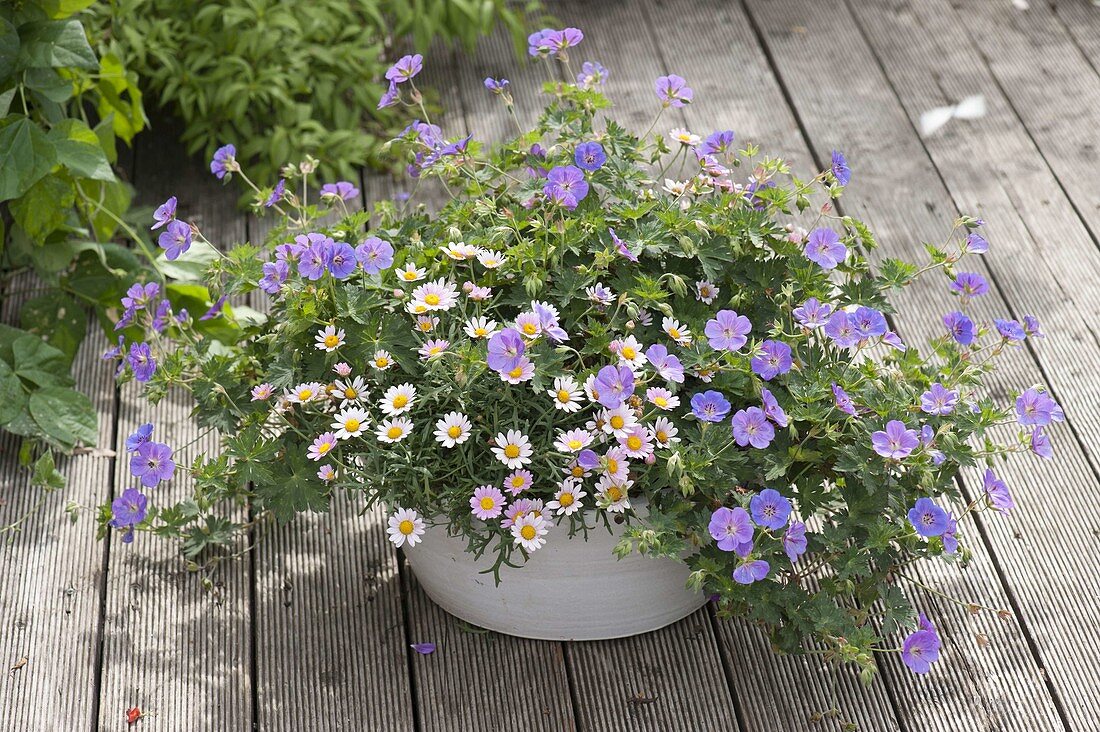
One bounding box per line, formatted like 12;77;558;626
404;520;705;641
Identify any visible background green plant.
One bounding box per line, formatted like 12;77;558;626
94;0;541;183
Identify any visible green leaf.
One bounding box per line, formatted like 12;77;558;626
253;451;329;523
10;173;74;244
0;117;57;203
23;67;73;103
38;0;96;19
12;334;73;388
155;238;219;281
0;359;28;426
19;291;86;365
48;119;114;181
18;19;98;71
28;385;97;450
0;87;15;116
0;19;19;80
31;449;65;491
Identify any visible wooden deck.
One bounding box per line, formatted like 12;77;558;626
3;0;1100;728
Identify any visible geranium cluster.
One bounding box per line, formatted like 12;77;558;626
98;29;1062;678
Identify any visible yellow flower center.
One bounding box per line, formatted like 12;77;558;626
511;476;525;488
568;439;582;450
508;365;524;379
520;525;537;540
480;496;496;510
412;304;427;314
626;435;642;450
559;493;575;507
344;387;357;398
504;444;521;459
376;357;389;367
298;389;313;400
345;419;360;432
428;346;442;355
557;389;572;403
424;293;440;306
447;425;462;438
474;327;487;336
607;486;623;502
610;415;625;430
522;322;538;335
654;396;668;407
418;322;433;332
669;328;681;338
571;466;585;478
656;430;668;443
324;335;340;348
621;346;636;360
399;519;415;535
318;441;332;454
387;426;403;439
607;458;619;474
392;395;408;408
403;271;417;280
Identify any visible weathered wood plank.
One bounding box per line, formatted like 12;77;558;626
744;0;1084;727
95;114;253;730
0;292;115;730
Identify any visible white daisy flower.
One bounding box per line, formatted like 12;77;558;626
500;357;535;384
470;486;506;520
663;179;688;196
601;447;631;482
476;249;507;268
547;376;583;412
371;350;394;371
414;315;439;333
554;428;593;453
464;316;499;339
662;317;693;346
563;459;591;481
418;338;449;360
547;480;587;516
433;412;472;448
411;278;460;312
380;383;416;416
514;311;542;339
695;280;719;304
334;376;367;406
601;405;639;438
650;416;681;448
376;416;413;443
583;374;603;404
387;507;425;548
504;469;533;496
331;407;370;440
314;325;346;352
619;425;654;459
443;241;478;260
492;430;532;469
396;265;426;283
669;128;701;146
646;387;680;410
502;498;544;529
595;476;632;513
511;512;549;552
611;336;647;369
286;382;324;405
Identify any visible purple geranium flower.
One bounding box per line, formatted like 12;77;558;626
594;365;635;409
544;165;589;209
783;521;807;563
950;272;989;298
883;331;906;350
708;506;753;551
546;27;584;55
264;179;286;208
731;407;775;448
210;144;236;179
151;196;177;230
327;241;357;280
750;488;791;530
577;60;608;87
377;81;399;109
943;311;975;346
964;232;988;254
823;311;859;347
411;642;436;655
760;388;788;427
920;383;959;415
655;74;693;108
994;319;1026;342
645;344;684;383
1031;427;1053;460
1015;388;1062;427
1023;315;1043;338
298;237;333;281
121;282;159;311
356;237;394;274
691;390;731;423
320;181;360;201
259;260;289;295
697;130;735;157
527;28;555;56
484;77;510;95
385;54;423;84
108;488;148;544
983;468;1014;512
908;497;948;537
902;617;941;674
199;294;227;321
942;513;959;554
127;342;156;383
851;306;888;340
793;297;832;328
609;228;638;262
831;150;851;186
487;328;526;373
705;310;752;351
575;141;606;171
158;219;192;261
872;420;919;459
733;558;770;585
832;383;857;416
750;340;793;380
130;441;175;488
804;228;846;270
125;423;153;452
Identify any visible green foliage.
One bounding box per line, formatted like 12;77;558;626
94;0;541;182
99;55;1051;677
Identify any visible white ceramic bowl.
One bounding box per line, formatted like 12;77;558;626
404;516;704;640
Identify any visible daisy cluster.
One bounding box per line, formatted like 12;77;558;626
101;28;1063;680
